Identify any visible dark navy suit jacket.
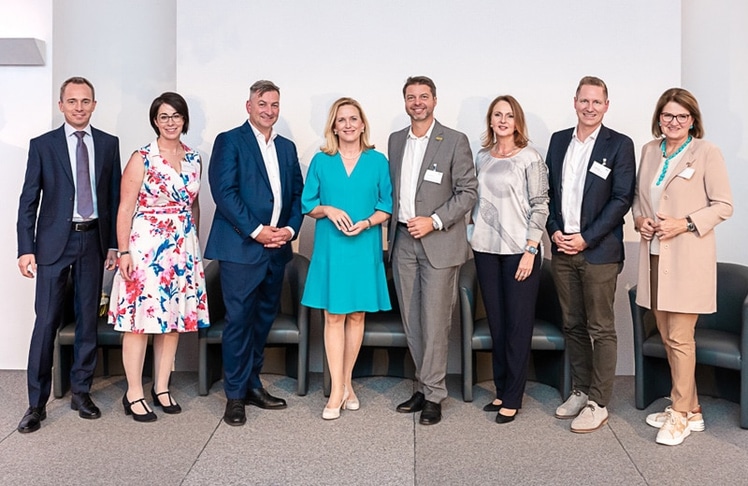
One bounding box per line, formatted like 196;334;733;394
545;125;636;265
17;125;121;263
204;121;303;265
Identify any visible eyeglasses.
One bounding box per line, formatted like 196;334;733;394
660;112;690;124
157;113;184;124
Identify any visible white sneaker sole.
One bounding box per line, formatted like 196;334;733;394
571;417;608;433
656;427;691;446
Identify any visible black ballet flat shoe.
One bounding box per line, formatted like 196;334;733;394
151;388;182;414
483;401;502;412
495;409;517;424
122;394;157;423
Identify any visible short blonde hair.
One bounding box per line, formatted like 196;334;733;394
320;97;375;155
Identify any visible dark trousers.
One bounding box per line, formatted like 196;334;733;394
474;251;541;409
219;258;285;399
551;253;621;406
27;228;103;407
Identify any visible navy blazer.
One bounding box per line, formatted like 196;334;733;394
17;125;121;264
204;121;303;266
545;125;636;265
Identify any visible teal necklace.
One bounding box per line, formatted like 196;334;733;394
656;135;692;186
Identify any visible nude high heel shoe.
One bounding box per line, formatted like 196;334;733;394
322;386;349;420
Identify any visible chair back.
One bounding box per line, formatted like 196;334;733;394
696;262;748;333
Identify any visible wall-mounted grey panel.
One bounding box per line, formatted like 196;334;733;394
0;38;46;65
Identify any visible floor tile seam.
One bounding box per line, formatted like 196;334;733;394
180;416;223;485
609;423;649;485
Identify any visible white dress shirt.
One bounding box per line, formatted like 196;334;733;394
398;120;442;228
248;121;294;239
560;125;601;233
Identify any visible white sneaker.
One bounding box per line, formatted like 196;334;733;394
555;389;589;419
646;406;704;431
656;409;691;446
570;400;608;433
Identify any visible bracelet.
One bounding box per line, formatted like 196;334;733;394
366;218;372;229
118;251;129;257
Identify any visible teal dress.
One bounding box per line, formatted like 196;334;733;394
301;149;393;314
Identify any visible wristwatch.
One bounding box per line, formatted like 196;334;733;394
524;245;539;255
686;216;696;232
431;216;439;231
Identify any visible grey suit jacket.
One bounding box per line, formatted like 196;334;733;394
387;120;478;268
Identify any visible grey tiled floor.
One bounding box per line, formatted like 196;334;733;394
1;370;747;485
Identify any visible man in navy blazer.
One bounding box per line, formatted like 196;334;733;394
545;76;635;434
205;80;303;426
16;77;121;433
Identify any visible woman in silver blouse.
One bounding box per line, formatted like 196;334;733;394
470;95;549;424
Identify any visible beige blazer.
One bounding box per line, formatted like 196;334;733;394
632;138;733;313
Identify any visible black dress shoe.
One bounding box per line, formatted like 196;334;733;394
18;406;46;433
419;400;442;425
151;388;182;414
483;401;502;412
245;387;287;410
495;409;517;424
224;399;247;426
396;391;426;413
71;392;101;419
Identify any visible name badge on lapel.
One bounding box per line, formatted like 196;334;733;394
589;159;611;180
424;164;443;184
678;167;695;180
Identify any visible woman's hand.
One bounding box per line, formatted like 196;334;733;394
654;212;688;240
325;207;353;232
515;252;535;281
119;254;133;281
636;216;657;241
343;221;367;236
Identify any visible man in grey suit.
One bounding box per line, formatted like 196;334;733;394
387;76;478;425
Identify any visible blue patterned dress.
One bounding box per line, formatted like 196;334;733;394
109;141;209;333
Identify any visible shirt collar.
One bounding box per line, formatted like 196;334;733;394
572;124;602;144
408;120;436;140
64;123;92;138
248;120;277;144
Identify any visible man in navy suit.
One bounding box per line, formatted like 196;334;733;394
205;80;303;426
545;76;635;433
16;77;121;433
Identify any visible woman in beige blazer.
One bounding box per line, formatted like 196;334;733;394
633;87;733;446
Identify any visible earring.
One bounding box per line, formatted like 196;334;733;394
334;130;338;135
689;125;693;129
362;128;365;133
658;122;661;127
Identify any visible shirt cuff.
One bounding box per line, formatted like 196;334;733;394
250;224;263;239
284;226;295;239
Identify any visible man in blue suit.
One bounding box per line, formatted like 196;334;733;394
16;77;121;433
205;80;303;426
545;76;635;434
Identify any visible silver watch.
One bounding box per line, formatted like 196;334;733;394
524;245;538;255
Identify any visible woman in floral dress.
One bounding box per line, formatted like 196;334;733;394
109;92;209;422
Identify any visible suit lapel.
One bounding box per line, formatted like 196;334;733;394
416;121;443;193
390;128;408;208
90;127;107;193
241;121;272;191
53;125;75;185
583;125;610;195
663;139;696;190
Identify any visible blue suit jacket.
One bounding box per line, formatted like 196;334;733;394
17;125;121;264
204;121;303;265
545;125;636;264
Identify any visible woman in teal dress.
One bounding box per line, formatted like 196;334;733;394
302;97;392;420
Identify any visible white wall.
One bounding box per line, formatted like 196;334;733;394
0;0;53;369
2;0;744;376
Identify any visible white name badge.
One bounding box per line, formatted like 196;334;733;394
589;160;611;180
678;167;695;180
424;169;443;184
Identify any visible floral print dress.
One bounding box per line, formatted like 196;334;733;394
109;141;209;334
